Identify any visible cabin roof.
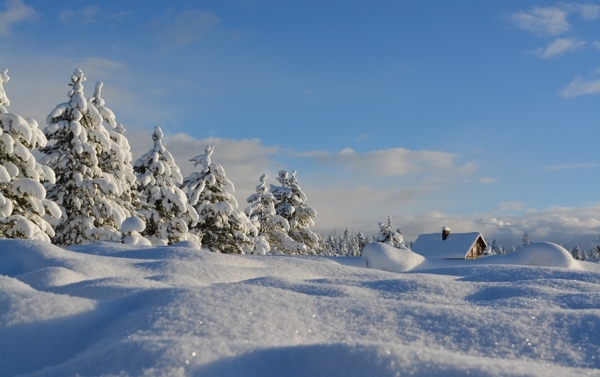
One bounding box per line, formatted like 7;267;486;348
411;232;485;259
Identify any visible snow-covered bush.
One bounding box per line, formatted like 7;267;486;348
270;170;318;253
182;145;257;254
40;69;127;245
0;68;61;242
376;215;408;249
134;126;198;245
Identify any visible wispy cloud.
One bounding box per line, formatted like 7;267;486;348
58;5;129;24
294;147;474;177
498;201;525;212
559;76;600;97
560;2;600;20
0;0;38;36
544;162;600;170
508;6;570;36
529;37;587;58
478;177;497;185
153;9;220;47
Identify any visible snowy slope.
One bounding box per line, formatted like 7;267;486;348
1;240;600;377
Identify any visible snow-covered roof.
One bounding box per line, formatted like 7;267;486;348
411;232;485;259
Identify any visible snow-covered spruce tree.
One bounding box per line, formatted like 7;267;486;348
269;169;318;253
134;126;198;245
245;173;305;254
522;231;530;246
89;82;145;220
182;145;256;254
376;215;408;249
0;68;61;241
40;69;127;245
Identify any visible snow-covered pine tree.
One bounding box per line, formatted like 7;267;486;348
134;126;198;245
270;169;318;253
376;215;408;249
0;69;61;241
571;245;582;260
40;69;127;245
245;173;305;254
182;145;256;254
89;82;145;221
522;232;530;246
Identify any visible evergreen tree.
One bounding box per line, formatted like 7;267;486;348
182;145;256;253
571;245;582;260
89;82;145;220
357;230;367;252
270;169;318;253
522;232;530;246
0;68;61;241
245;173;304;254
134;126;198;245
376;215;407;249
40;69;125;245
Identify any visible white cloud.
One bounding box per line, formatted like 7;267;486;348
0;0;38;36
559;76;600;97
509;6;571;36
592;41;600;50
154;10;220;47
399;205;600;248
529;38;587;58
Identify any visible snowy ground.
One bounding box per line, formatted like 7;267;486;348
1;240;600;377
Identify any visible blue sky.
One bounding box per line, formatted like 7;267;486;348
1;0;599;247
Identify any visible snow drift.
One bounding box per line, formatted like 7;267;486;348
1;239;600;377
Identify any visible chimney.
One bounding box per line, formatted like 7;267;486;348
442;226;451;240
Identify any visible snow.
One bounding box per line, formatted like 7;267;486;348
1;240;599;376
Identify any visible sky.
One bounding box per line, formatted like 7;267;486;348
0;0;599;248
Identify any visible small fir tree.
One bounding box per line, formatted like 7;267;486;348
522;232;530;246
0;69;61;241
245;173;304;254
134;126;198;245
183;145;256;253
376;215;408;249
89;82;145;221
270;169;318;253
571;245;582;260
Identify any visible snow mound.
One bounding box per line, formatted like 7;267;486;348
362;242;425;272
496;242;578;269
121;216;145;233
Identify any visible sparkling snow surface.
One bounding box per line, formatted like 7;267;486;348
1;240;600;377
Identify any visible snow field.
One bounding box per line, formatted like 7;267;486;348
1;240;599;376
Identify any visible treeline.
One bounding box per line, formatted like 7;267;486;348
0;68;392;255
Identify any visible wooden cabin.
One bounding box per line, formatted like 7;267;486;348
411;227;487;260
